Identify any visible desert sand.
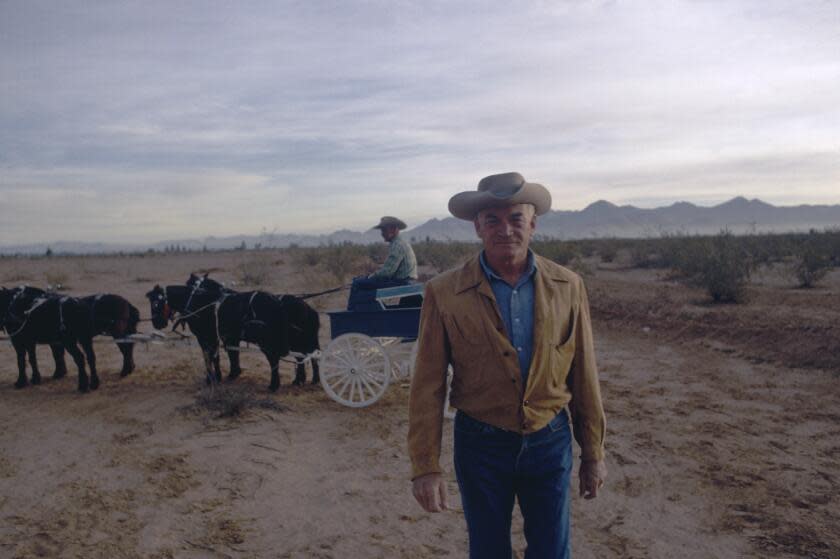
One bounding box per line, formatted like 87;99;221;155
1;250;838;558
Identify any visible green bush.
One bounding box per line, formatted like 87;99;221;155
598;240;619;263
792;233;831;288
694;231;754;303
530;239;579;265
414;241;476;273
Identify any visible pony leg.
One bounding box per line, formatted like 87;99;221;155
118;339;135;377
226;339;242;380
292;358;306;386
311;355;320;385
265;351;280;392
81;339;99;391
200;348;215;385
198;341;218;386
50;344;68;379
64;341;89;393
27;345;41;386
212;346;222;384
13;342;28;389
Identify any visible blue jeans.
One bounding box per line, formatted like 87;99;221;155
454;411;573;559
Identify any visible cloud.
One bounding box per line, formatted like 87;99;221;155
1;0;839;244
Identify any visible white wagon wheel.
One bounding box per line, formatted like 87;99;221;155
320;333;391;408
408;343;456;420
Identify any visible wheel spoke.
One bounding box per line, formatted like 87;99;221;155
358;372;378;396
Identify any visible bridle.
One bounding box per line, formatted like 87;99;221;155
150;289;172;325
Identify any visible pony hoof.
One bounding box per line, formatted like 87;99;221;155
78;384;89;393
14;380;28;389
90;378;100;391
53;371;67;380
31;376;41;386
268;383;280;393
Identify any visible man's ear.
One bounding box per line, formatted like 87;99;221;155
473;217;482;238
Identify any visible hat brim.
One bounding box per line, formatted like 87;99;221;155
372;219;407;230
448;182;552;220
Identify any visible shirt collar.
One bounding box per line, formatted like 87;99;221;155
479;250;536;285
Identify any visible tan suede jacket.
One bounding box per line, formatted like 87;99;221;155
408;253;606;479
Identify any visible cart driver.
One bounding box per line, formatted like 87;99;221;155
347;216;418;311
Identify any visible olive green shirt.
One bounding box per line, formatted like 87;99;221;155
370;234;418;280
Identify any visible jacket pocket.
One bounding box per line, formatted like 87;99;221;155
549;308;577;391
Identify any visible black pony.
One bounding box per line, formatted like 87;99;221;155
145;282;225;384
0;286;98;392
51;294;140;378
187;274;321;390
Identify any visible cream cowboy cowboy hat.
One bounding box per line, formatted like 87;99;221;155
372;216;407;230
448;172;552;220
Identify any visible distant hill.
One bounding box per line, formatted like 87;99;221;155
2;197;839;255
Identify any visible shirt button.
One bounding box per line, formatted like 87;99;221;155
523;399;530;406
503;351;510;357
511;378;517;383
514;318;520;323
517;346;523;352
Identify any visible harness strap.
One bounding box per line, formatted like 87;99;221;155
59;296;69;333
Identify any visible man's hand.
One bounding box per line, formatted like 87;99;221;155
579;459;607;499
412;473;449;512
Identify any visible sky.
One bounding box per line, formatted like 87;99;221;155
1;0;839;245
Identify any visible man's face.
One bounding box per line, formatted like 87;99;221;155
380;225;398;242
474;204;536;262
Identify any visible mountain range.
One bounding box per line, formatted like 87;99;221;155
2;197;839;255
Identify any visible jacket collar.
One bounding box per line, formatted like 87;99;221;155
454;251;568;297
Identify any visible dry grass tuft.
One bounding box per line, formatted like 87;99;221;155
189;383;288;419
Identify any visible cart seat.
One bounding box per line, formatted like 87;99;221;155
375;283;425;300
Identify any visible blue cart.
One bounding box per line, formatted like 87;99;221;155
320;284;427;408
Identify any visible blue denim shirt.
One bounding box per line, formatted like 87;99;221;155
479;251;536;387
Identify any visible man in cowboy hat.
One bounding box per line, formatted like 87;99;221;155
346;216;418;311
408;172;606;558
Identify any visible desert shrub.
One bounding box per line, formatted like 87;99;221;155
237;257;273;287
661;236;711;278
567;256;593;276
575;240;597;258
791;233;832;288
530;239;578;265
297;247;324;267
597;240;619;263
414;241;477;272
322;243;370;282
366;242;388;264
693;231;754;303
628;239;663;268
287;243;371;282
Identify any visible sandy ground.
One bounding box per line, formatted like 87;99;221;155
1;251;838;558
